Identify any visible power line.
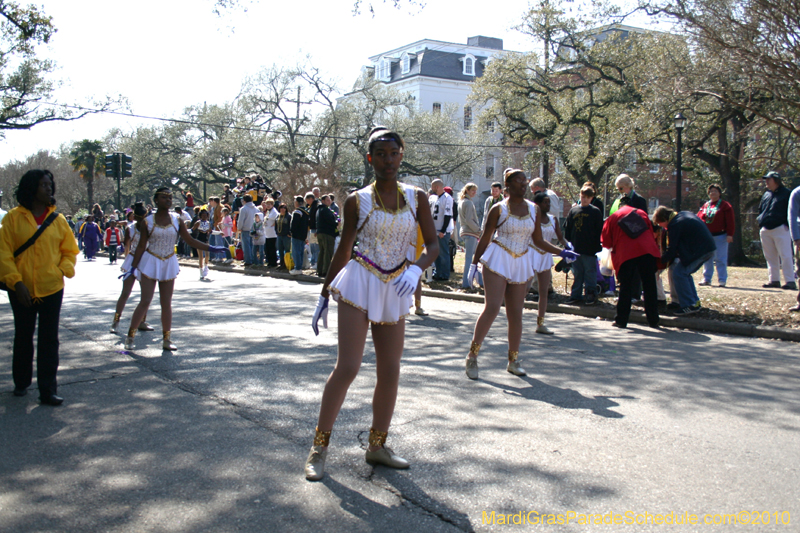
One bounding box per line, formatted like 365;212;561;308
36;101;518;150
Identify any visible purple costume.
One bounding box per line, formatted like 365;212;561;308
82;222;102;259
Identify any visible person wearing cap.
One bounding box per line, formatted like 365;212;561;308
758;171;796;290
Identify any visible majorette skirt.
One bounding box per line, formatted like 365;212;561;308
328;259;413;325
137;250;180;282
479;242;536;284
120;253;135;276
531;247;555;274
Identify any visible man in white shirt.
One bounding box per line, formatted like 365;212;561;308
237;195;259;266
429;179;454;280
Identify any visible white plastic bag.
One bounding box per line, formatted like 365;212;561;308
303;243;311;269
598;248;614;277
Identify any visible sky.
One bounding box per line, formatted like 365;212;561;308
0;0;651;165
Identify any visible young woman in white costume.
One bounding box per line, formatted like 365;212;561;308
464;169;577;379
109;202;153;334
305;128;439;481
122;188;226;351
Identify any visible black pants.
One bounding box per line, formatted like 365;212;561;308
108;245;117;262
615;255;659;327
9;289;63;397
265;238;277;267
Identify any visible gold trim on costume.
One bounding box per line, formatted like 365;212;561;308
528;243;548;255
508;350;519;362
479;259;533;285
314;427;331;447
328;288;411;325
353;256;408;283
491;240;529;258
145;249;176;260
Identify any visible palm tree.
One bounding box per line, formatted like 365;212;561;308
70;139;105;210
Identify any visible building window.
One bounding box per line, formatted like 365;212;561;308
555;157;565;174
649;163;660;173
401;53;410;74
485;155;495;179
464;105;472;130
377;58;391;80
486;120;494;132
432;102;441;114
462;54;476;76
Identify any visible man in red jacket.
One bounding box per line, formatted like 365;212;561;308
601;196;661;328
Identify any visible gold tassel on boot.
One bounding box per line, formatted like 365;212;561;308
365;428;409;469
110;312;121;334
162;331;177;351
465;341;480;380
124;328;136;350
535;315;553;335
506;349;526;376
305;427;331;481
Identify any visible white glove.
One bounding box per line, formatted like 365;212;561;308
467;263;478;287
393;265;423;298
311;295;329;336
565;241;574;251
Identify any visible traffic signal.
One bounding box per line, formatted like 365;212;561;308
105;153;120;178
122;154;132;178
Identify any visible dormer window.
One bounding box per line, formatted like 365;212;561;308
401;53;410;74
461;54;476;76
376;58;392;81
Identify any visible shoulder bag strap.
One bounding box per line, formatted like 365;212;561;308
14;212;59;258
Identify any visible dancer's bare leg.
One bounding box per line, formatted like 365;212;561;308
537;270;551;320
128;277;156;336
315;301;370;440
158;280;175;332
504;282;529;353
469;269;508;354
369;319;405;451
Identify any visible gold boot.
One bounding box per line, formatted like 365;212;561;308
110;312;121;334
124;328;136;350
364;428;409;469
305;427;331;481
162;331;177;351
506;350;527;376
465;341;480;380
535;316;553;335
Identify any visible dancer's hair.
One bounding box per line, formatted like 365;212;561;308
503;168;525;186
367;127;405;154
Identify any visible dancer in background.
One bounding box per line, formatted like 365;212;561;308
82;214;102;261
110;202;154;334
464;169;577;379
305;128;439;481
122;188;226;351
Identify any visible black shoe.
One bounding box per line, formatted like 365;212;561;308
762;281;781;288
585;294;597;305
39;394;64;406
782;282;797;290
566;297;582;305
13;387;27;397
612;322;626;328
666;302;681;310
673;305;700;316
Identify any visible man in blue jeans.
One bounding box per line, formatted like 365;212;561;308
428;179;453;280
238;195;258;266
654;206;715;315
289;196;309;275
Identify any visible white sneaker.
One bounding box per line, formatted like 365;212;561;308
202;266;209;278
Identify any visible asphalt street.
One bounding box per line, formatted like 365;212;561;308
1;258;799;532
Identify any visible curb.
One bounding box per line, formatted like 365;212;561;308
109;254;800;343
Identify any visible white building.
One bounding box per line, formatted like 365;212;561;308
361;36;510;197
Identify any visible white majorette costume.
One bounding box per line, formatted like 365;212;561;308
479;198;537;284
120;221;141;275
328;183;419;325
531;213;557;273
137;212;181;281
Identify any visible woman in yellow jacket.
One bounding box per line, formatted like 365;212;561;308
0;170;79;405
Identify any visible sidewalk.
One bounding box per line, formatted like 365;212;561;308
185;258;800;343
